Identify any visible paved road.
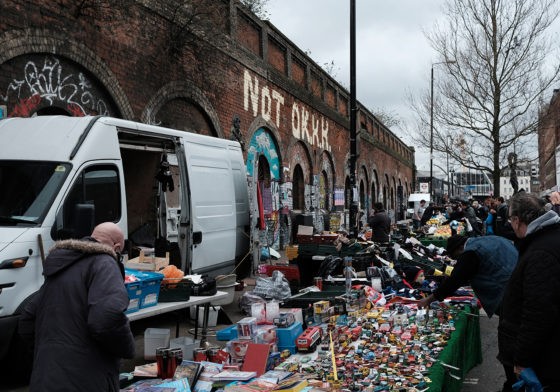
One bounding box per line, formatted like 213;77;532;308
462;314;505;391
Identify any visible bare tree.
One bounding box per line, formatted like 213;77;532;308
371;107;402;130
240;0;270;20
409;0;560;197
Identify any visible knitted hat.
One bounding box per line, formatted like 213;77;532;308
446;235;468;255
403;266;424;283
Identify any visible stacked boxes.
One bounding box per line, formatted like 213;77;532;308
236;317;258;340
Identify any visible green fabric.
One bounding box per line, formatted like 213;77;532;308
427;306;482;391
420;238;448;248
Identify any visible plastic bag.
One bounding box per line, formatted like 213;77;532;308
239;292;267;315
317;255;343;278
252;270;291;300
464;218;474;232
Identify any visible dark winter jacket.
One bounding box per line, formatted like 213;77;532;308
498;211;560;386
494;203;515;240
462;205;481;235
18;238;135;392
368;210;391;243
434;235;517;317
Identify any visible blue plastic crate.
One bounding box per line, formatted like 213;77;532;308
125;269;164;310
216;324;238;341
276;321;303;348
125;280;142;314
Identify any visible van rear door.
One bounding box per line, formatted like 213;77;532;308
183;140;238;275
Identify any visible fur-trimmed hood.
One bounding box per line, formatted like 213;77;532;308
44;237;118;277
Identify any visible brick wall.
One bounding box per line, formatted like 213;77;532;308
0;0;415;220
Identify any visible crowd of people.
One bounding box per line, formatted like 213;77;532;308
407;195;521;239
413;191;560;392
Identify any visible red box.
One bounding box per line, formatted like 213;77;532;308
313;234;338;244
296;234;315;244
258;264;300;285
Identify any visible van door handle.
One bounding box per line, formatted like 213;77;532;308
193;231;202;245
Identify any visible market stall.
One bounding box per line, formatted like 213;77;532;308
120;227;482;392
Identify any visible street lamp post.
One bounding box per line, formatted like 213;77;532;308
450;169;455;199
446;135;451;200
430;60;455;202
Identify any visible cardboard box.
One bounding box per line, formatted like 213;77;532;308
125;250;169;271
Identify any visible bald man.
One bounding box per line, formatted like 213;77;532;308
19;222;135;391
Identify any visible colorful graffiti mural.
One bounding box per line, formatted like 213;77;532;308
246;128;280;179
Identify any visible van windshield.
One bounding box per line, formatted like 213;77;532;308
0;161;71;226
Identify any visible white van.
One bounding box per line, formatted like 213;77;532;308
406;193;431;218
0;116;251;363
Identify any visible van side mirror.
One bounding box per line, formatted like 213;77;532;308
51;204;95;240
73;204;95;239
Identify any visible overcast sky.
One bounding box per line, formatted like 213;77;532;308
265;0;447;171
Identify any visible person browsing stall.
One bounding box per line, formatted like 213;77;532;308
419;234;518;392
367;202;392;243
418;235;518;317
412;199;426;230
498;192;560;392
19;222;135;392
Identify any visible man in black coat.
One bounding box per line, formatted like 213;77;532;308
367;202;391;243
19;222;135;392
493;196;515;240
498;192;560;391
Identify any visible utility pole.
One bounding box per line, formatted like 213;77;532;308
430;60;455;203
348;0;358;238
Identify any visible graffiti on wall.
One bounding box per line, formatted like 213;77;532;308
0;56;109;117
304;183;312;212
319;152;334;210
247;128;283;249
243;69;331;152
280;182;293;211
246;128;280;179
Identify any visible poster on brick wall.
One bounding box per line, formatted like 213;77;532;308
334;188;345;207
280;182;293;211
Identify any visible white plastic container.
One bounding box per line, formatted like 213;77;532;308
213;274;238;306
144;328;170;360
266;301;280;323
189;305;221;327
251;302;266;323
170;336;200;361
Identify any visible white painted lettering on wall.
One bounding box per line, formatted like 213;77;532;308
244;70;283;127
291;105;330;151
243;70;331;151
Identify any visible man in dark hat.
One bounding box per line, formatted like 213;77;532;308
419;234;518;391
